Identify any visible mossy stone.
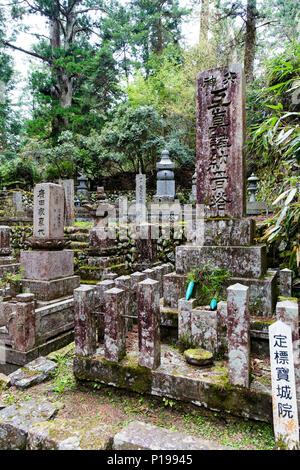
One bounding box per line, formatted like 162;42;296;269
183;348;213;367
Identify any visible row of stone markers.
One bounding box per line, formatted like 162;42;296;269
74;264;172;362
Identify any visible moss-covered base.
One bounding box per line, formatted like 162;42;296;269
74;344;272;424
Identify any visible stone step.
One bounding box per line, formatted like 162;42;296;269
0;399;61;450
113;421;231;450
9;357;58;390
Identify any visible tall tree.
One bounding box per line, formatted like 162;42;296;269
0;0;121;137
130;0;189;73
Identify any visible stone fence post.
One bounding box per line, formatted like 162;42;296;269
227;283;250;388
8;293;35;352
137;278;160;369
74;285;96;356
104;287;126;362
95;280;115;341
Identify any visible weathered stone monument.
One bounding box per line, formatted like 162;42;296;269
172;64;277;316
20;183;80;302
59;179;75;226
0;226;19;290
135;170;147;224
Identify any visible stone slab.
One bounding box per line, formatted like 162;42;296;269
0;330;74;373
223;269;278;316
20;275;80;301
113;421;229;450
201;218;255;246
27;418;113;450
20;250;74;281
33;183;64;239
176;245;267;279
163;272;187;308
9;356;58;390
73;345;272;423
0;399;60;450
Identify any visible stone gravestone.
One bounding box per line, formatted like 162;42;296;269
135;170;146;224
196;63;246;218
173;63;277;317
20;183;80;302
32;183;64;240
269;320;299;450
59;179;75;227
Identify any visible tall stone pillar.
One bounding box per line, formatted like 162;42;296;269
137;278;160;369
227;283;250;388
104;287;126;362
74;285;96;357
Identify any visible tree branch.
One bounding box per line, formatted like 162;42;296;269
0;39;49;62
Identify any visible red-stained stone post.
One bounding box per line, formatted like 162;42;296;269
130;272;147;318
114;275;133;330
178;298;196;345
227;283;250;388
137;278;160;369
8;293;35;352
153;265;164;298
74;285;96;356
196;64;246;218
95;280;115;341
104;287;126;362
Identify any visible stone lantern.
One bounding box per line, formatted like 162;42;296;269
247;173;259;203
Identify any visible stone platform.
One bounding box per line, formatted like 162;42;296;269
0;296;76;373
176;245;267;278
74;341;273;424
163;269;278;316
20;275;80;301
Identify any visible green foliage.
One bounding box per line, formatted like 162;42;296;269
187;265;231;306
247;43;300;272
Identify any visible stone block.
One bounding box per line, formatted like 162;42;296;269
113;421;229;450
176;245;267;279
178;298;196;345
163;272;187;308
190;308;218;354
74;285;96;357
20;250;74;281
223;269;278;316
20;275;80;301
200;218;255;246
9;357;58;390
0;399;60;450
27;418;113;450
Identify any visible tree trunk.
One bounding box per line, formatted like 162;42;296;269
199;0;210;43
244;0;257;84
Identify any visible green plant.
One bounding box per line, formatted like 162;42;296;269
187;265;231;305
162;397;175;408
